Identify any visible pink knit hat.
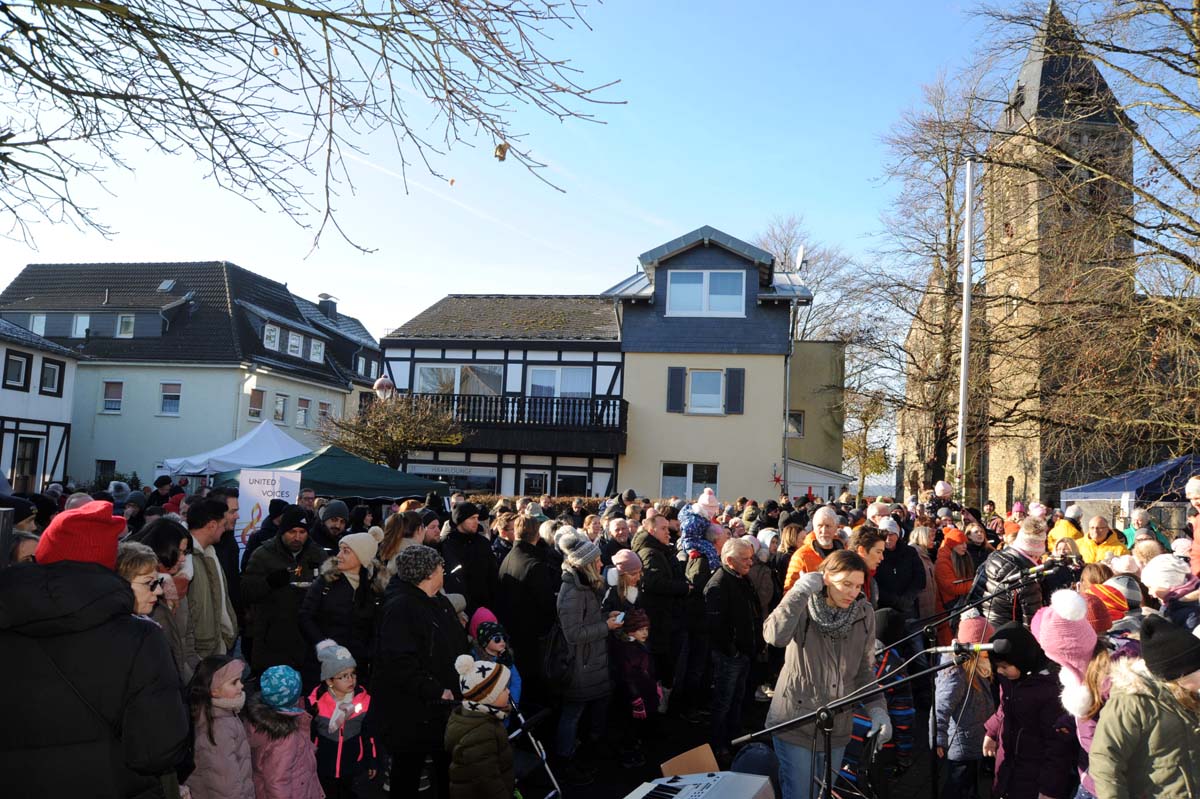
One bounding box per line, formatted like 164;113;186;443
693;487;720;521
956;613;994;644
612;548;642;575
468;606;498;641
1032;590;1097;682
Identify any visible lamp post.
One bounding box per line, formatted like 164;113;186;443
373;375;395;401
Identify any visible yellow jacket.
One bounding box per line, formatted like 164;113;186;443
1047;518;1084;551
1077;532;1129;564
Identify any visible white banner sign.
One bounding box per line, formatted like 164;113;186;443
237;469;302;551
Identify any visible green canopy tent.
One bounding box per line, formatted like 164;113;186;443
212;445;450;498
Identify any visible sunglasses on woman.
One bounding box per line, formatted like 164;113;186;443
138;575;167;591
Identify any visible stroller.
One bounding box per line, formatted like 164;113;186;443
509;702;562;799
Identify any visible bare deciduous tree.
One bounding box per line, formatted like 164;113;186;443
0;1;618;247
318;395;464;469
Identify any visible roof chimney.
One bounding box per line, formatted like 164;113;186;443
318;297;337;319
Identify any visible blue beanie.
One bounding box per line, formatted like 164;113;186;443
259;665;302;711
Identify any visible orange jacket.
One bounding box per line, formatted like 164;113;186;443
783;533;842;592
934;545;974;608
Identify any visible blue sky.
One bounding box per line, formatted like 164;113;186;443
0;1;991;338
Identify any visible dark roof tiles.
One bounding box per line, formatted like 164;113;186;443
385;295;619;342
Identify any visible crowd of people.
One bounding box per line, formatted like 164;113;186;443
3;476;1200;799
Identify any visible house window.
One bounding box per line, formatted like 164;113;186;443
3;350;30;391
318;401;332;420
660;462;719;499
369;360;378;379
787;410;805;438
687;370;723;414
102;381;123;412
95;460;117;484
296;398;311;427
263;324;280;351
249;389;265;419
71;314;90;338
528;366;591;398
287;332;304;357
39;358;64;397
309;339;325;363
665;270;745;317
160;382;181;415
116;314;135;338
28;314;45;336
415;363;503;395
357;355;367;375
274;393;288;423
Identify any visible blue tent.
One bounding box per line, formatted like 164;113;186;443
1061;454;1200;504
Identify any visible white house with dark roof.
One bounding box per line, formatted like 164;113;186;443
381;295;625;496
0;318;79;492
0;262;378;486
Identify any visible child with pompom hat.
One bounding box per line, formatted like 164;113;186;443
933;611;995;798
307;640;376;798
444;654;514;798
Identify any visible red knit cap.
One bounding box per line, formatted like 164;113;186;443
34;500;125;570
1085;583;1128;619
956;614;994;644
1082;591;1112;634
943;528;967;548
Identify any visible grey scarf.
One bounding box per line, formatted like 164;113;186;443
807;591;856;640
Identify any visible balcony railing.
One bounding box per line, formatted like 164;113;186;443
409;393;627;431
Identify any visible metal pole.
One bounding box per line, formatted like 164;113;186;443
955;158;976;505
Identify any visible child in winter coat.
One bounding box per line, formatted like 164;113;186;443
445;654;515;799
185;656;254;799
934;613;995;799
244;665;323;799
469;612;522;727
308;640;376;799
610;609;659;768
982;620;1077;799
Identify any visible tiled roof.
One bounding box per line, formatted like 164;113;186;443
0;317;79;358
637;225;775;269
0;262;354;389
292;295;379;350
385;295;620;342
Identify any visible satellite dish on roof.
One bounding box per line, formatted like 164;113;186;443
318;293;339;301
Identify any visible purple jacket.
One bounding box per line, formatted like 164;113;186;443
984;669;1078;799
186;705;254;799
244;694;323;799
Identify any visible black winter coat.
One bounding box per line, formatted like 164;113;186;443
495;542;558;659
299;558;378;686
241;517;278;571
704;565;763;659
874;541;927;616
214;527;243;614
981;548;1045;628
598;534;629;568
441;529;499;613
369;578;469;753
0;562;190;798
632;531;688;656
682;550;714;634
243;534;328;674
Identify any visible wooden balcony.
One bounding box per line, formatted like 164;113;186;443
408;393;628;455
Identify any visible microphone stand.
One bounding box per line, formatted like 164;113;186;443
732;652;969;799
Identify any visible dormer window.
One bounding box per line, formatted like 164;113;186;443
263;324;280;351
310;339;325;363
116;314;135;338
665;270;745;317
357;355;366;375
71;314;90;338
287;332;303;357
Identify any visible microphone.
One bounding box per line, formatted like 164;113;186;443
927;639;1011;655
1003;559;1058;582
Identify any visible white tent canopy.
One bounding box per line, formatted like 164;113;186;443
163;422;310;475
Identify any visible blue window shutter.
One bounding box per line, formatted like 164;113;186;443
666;367;686;413
725;368;745;414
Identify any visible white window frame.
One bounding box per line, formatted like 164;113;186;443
273;393;289;424
159;381;182;416
263;324;280;351
296;397;311;428
526;365;592;398
28;314;45;336
71;314;90;338
665;270;746;318
248;388;265;420
686;369;724;415
3;351;29;389
787;410;805;438
368;360;378;378
356;355;367;375
309;339;325;363
660;462;720;498
286;332;304;358
39;359;62;395
115;313;135;338
101;380;124;413
414;363;504;396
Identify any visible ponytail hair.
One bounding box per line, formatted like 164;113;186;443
188;655;236;746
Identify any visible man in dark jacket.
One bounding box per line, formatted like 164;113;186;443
598;516;632;567
441;501;499;613
677;521;727;722
496;517;559;707
370;545;469;798
242;505;327;674
146;474;173;508
0;501;190;796
704;537;762;760
981;518;1048;629
874;519;927;619
633;514;689;701
309;499;349;553
749;500;781;535
207;487;243;615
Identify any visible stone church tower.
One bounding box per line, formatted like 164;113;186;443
982;0;1133;509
